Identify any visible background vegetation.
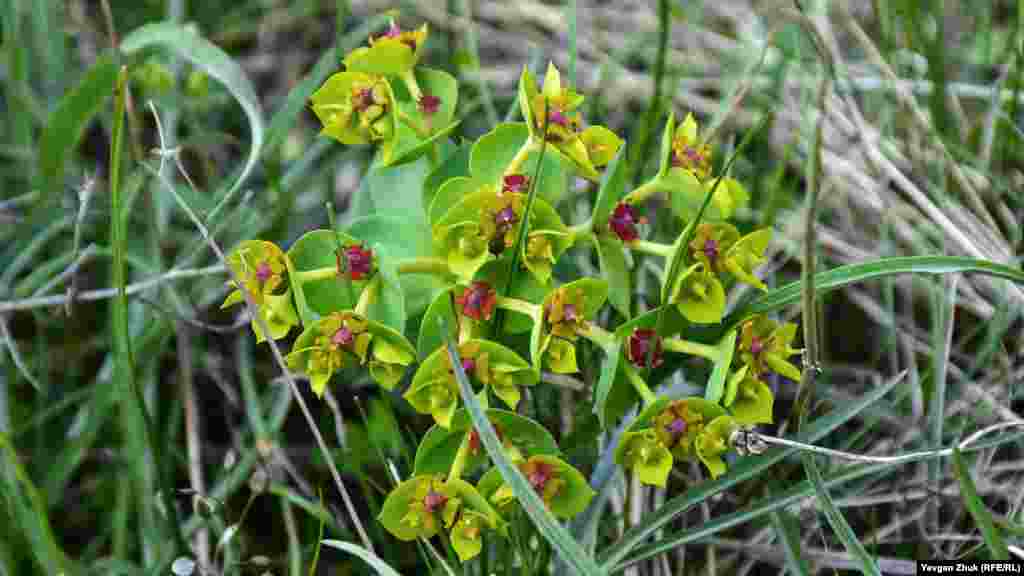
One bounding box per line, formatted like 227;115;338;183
1;0;1022;574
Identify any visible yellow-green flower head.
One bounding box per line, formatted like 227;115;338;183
689;223;740;274
723;365;774;425
221;240;299;343
619;429;674;487
653;399;708;460
379;475;452;542
671;113;713;181
285;311;372;397
518;62;623;181
311;71;395;145
670;263;726;324
480;192;525;255
543;286;587;341
688;223;771;291
695;415;739;478
737;315;803;382
344;20;428;76
489;455;594;519
405;342;488;427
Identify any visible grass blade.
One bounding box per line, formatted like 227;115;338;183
723;256;1024;330
120;22;265;222
951;446;1009;560
802;453;882;576
597;370;905;569
321;540;404;576
442;317;606;576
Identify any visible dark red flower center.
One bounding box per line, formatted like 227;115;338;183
255;262;273;283
749;334;765;356
609;203;643;242
495;206;518;228
502;174;529;194
673;145;704;168
423;490;448;512
562;303;578;322
703;238;719;262
628;329;664;368
665;418;687;438
548;108;569;127
527;463;554;492
344;245;373;279
354;88;375;112
332;326;353;347
461;357;476;374
419;94;440;116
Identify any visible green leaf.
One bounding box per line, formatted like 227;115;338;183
593;341;636;428
591;145;630;230
367;247;406;333
443;320;606;575
597;370;906;569
723;256;1024;332
952;446;1009;560
656;110;675;178
287;230;361;325
802;453;882;576
430;176;482;225
120;22;265;218
417;287;459;360
347;215;439;317
595;237;632;319
413;409;559;476
320;540;403;576
38;54;118;202
704;329;737;404
424;143;473;221
362;156;432;223
471;123;529;184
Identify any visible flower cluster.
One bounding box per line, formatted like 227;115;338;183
220;11;803;566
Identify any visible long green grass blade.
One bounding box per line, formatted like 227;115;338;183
37;55;118;205
442;318;606;576
597;370;905;569
951;446;1009;560
724;256;1024;330
120;22;265;222
321;540;404;576
802;454;882;576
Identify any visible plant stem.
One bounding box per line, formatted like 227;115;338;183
448;432;472;482
624;366;657;406
355;276;378;316
400;69;422;101
496;296;541;322
398;110;430;139
503;140;538;177
567;218;593;245
295;257;452;284
579;321;616;349
623;178;663;204
629;239;673;258
662;337;719;361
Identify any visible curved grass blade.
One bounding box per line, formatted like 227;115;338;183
441;317;606;576
802;453;882;576
597;370;906;569
37;54;118;204
951;446;1009;560
120;22;265;222
723;256;1024;331
321;540;403;576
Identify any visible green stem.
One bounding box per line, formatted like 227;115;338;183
630;239;674;258
397;111;430;139
579;321;616;349
623;178;663;205
355;276;378;316
567;218;593;245
503;140;538;177
400;69;423;101
496;296;541;322
662;337;719;361
448;432;472;482
624;366;658;406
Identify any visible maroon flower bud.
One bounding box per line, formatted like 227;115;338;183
455;282;497;321
495;206;518;228
418;94;440;116
332;326;354;347
665;417;687;438
502;174;529;194
526;461;554;492
562;303;578;322
461;357;476;374
343;244;374;281
608;202;647;243
548;108;569;127
255;262;273;284
423;489;448;513
626;328;664;369
703;238;719;263
354;88;375;112
749;336;764;357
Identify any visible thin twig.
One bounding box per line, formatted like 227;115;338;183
0;313;41;391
